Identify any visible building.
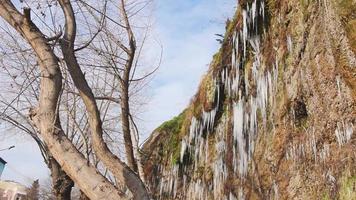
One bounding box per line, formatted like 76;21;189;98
0;158;6;178
0;181;27;200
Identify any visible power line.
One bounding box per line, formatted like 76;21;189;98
4;163;35;184
0;145;15;152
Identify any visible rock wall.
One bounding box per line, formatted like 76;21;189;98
143;0;355;199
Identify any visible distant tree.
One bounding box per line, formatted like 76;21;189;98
38;178;55;200
27;180;40;200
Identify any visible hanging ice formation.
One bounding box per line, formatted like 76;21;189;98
335;120;354;147
156;1;278;199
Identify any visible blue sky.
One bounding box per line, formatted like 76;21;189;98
141;0;236;137
0;0;236;185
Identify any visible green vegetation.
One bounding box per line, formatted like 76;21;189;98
212;50;223;69
299;0;312;21
322;192;330;200
158;112;185;134
299;0;310;10
267;0;281;15
336;0;356;20
225;10;240;41
187;3;240;119
157;111;187;165
339;173;356;200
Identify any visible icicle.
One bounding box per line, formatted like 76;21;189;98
238;187;245;200
336;75;341;96
319;144;330;162
273;181;279;200
335;121;354;146
248;97;258;158
231;71;240;96
261;1;265;21
232;32;238;69
256;74;268;125
205;134;209;163
213;139;227;199
345;123;354;142
180;139;187;163
242;10;248;58
287;35;293;53
311;130;317;161
216;79;220;106
233;99;248;176
229;192;237;200
251;0;257;28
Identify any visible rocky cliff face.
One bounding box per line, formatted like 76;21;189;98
143;0;356;199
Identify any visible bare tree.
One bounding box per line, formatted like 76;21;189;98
0;0;158;199
27;180;40;200
0;22;74;199
80;0;158;183
0;2;124;198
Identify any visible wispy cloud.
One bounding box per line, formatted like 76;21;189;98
140;0;236;138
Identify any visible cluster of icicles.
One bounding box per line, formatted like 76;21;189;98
285;81;354;163
285;127;330;163
158;1;270;199
156;0;356;198
285;120;354;164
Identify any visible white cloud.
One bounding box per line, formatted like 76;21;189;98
140;0;236;138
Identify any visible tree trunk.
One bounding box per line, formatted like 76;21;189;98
79;190;90;200
120;84;138;172
0;2;126;199
49;157;74;200
119;0;139;173
57;1;149;199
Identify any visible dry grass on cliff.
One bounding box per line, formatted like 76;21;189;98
334;0;356;53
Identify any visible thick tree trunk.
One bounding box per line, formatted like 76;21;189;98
49;158;74;200
79;190;90;200
0;2;126;199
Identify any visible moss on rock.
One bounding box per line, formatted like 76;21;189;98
339;171;356;200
